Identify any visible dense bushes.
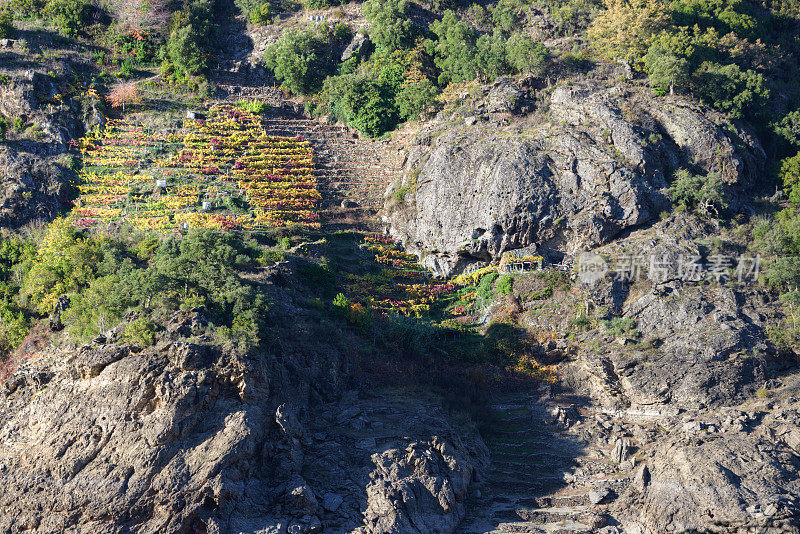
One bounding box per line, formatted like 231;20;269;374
695;62;768;120
362;0;415;51
235;0;298;24
7;0;44;18
260;1;554;137
165;0;216;78
248;2;273;24
506;33;550;76
427;10;482;85
0;223;271;355
755;209;800;292
753;209;800;346
303;0;340;8
780;154;800;205
776;111;800;149
643;45;690;95
425;10;552;85
264;24;343;94
44;0;88;36
668;169;727;218
320;46;438;137
548;0;603;32
0;10;14;39
588;0;794;138
0;238;35;357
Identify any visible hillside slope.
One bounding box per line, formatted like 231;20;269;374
1;0;800;532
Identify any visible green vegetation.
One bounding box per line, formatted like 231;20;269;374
548;0;602;32
164;0;217;85
236;0;298;23
496;274;513;296
0;238;35;357
668;169;727;218
297;259;337;297
643;44;689;95
506;33;550;76
237;99;270;114
0;115;9;141
776;111;800;149
319;45;438;137
44;0;87;36
602;317;639;338
303;0;340;8
363;0;415;52
0;9;15;39
260;0;559;137
0;222;271;357
264;24;345;95
248;2;273;24
780;154;800;205
476;271;500;302
753;210;800;346
587;0;796;139
427;10;499;85
528;268;571;300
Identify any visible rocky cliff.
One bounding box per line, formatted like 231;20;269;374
388;80;765;277
0;292;488;533
0;66;102;231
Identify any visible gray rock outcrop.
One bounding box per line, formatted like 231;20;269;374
0;306;487;533
634;434;800;533
388;83;765;276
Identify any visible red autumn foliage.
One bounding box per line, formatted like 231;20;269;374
106;82;142;111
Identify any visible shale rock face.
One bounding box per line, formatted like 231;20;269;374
0;71;91;230
0;309;487;533
635;434;800;533
388;83;765;276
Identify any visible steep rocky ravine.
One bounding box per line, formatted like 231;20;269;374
379;73;800;532
2;36;800;534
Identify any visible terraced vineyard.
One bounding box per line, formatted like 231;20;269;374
72;104;320;232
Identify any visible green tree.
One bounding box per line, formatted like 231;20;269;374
506;33;550;76
264;27;330;94
491;0;523;33
476;31;510;82
122;317;160;347
424;0;455;13
427;10;479;86
346;79;399;137
0;10;15;39
62;275;130;340
549;0;603;32
8;0;45;18
587;0;671;69
695;61;769;119
44;0;88;36
0;237;34;356
167;0;216;76
776;111;800;148
754;209;800;292
396;75;439;120
248;2;273;24
668;169;727;218
643;44;691;94
304;0;339;7
780;153;800;205
20;219;104;315
362;0;414;51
